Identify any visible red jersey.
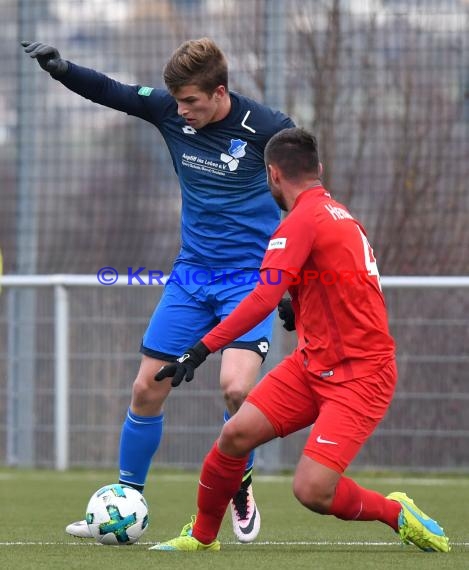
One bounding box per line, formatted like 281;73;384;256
203;186;395;382
260;186;395;381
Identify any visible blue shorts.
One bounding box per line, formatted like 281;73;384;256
141;261;274;361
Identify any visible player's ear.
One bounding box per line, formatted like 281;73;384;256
213;85;226;101
318;162;323;178
267;163;281;185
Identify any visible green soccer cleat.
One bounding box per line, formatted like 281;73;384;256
387;492;450;553
148;535;220;551
179;514;196;537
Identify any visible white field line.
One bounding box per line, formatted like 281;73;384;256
1;540;469;547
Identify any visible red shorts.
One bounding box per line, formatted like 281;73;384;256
246;350;397;473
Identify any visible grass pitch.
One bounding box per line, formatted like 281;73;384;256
0;468;467;570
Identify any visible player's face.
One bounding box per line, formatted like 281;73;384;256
267;164;288;211
173;85;226;129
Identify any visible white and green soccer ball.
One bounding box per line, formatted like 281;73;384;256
85;483;149;545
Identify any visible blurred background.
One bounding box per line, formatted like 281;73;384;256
0;0;468;472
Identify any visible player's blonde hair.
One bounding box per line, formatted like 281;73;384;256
163;37;228;95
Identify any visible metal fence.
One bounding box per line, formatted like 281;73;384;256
1;276;468;472
1;0;468;277
1;1;469;473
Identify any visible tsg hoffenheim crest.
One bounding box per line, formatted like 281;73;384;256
220;139;247;171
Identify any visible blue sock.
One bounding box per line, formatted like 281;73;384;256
118;408;164;491
224;410;255;472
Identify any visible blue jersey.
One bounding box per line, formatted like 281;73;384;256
59;64;295;268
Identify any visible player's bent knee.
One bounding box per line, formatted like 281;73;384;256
131;375;170;410
222;385;250;411
218;420;253;457
219;353;259;410
292;478;334;514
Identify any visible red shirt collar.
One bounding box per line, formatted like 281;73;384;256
292;185;330;210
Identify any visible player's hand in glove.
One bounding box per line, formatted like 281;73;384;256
154;341;210;387
277;297;296;331
21;41;69;77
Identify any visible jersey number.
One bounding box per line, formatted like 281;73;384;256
357;226;382;290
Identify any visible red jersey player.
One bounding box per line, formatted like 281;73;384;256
151;127;450;553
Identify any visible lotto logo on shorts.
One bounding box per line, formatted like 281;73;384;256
267;237;287;250
257;341;269;353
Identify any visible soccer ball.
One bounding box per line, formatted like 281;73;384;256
85;483;149;545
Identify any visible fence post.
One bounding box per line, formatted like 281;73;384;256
260;0;287;472
54;284;70;470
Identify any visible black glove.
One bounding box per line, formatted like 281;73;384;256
154;341;210;387
277;298;296;331
21;41;69;77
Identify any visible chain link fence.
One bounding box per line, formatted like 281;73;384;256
1;280;469;471
1;0;468;471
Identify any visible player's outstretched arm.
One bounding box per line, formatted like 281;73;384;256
155;272;292;388
21;41;155;120
21;41;69;77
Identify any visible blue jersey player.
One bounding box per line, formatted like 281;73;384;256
22;38;295;542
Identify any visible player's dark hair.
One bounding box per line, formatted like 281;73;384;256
163;37;228;95
265;128;320;181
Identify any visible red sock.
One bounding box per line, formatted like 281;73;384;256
329;476;401;531
192;441;248;544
